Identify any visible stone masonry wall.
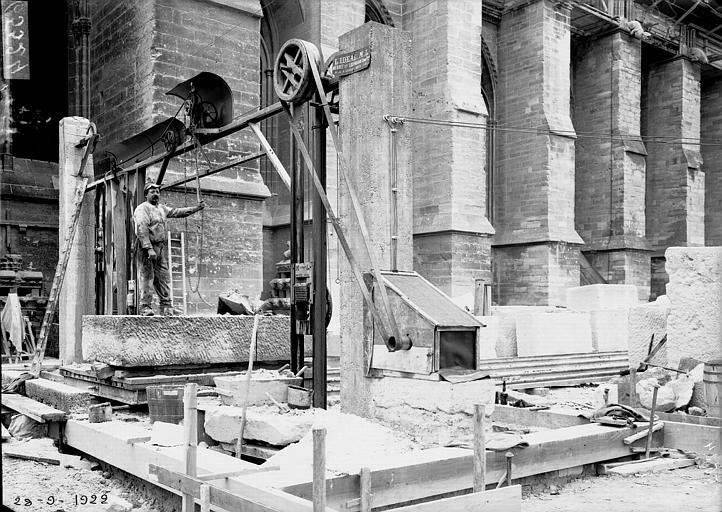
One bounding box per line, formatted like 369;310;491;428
405;0;494;302
643;57;704;251
572;32;650;299
89;0;267;313
493;0;582;305
702;75;722;245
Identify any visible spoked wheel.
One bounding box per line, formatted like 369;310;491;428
274;39;322;104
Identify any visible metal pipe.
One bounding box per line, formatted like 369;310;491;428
384;115;400;272
312;103;327;409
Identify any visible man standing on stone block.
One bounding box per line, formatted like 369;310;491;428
133;181;204;316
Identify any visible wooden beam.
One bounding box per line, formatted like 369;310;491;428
1;393;67;423
662;421;721;454
392;485;521;512
63;419;255;496
605;458;695;475
491;405;587;429
280;424;639;511
149;464;327;512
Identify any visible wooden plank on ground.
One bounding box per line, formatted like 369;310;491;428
3;450;61;465
662;421;721;454
391;485;521;512
656;412;722;427
149;464;328;512
277;423;639;511
490;405;587;429
1;393;67;422
605;457;695;475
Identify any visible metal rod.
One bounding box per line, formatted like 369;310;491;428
289;103;299;375
312;103;327;409
645;386;659;459
473;404;486;492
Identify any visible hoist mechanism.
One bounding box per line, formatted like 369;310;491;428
166;71;234;131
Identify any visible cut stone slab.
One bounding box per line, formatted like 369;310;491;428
149;421;184;447
665;247;722;369
566;284;639;312
82;315;291;367
627;295;670;367
204;405;316;446
24;378;96;413
214;370;302;407
515;311;593;356
589;310;629;352
475;316;499;360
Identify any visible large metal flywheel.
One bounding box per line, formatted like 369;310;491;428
273;39;322;104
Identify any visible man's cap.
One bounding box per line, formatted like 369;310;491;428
144;181;160;194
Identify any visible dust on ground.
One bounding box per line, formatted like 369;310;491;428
522;465;722;512
2;442;163;512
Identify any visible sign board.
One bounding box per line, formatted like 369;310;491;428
2;0;29;80
331;47;371;78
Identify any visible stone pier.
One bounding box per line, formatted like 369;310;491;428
572;31;651;300
493;0;584;306
59;117;96;364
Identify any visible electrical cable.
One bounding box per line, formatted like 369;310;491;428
391;115;721;146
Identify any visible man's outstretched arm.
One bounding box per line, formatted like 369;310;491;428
165;201;205;218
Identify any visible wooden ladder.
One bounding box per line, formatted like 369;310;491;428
31;127;98;375
167;231;188;315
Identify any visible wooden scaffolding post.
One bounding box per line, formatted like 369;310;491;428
359;466;372;512
473;404;486;492
182;383;198;512
313;426;327;512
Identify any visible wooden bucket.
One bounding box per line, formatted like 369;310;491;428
703;359;722;418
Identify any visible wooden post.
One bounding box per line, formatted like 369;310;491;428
473;404;486;492
313;426;326;512
182;383;198;512
199;483;210;512
645;385;659;459
629;368;637;408
236;314;260;458
359;466;371;512
473;279;484;316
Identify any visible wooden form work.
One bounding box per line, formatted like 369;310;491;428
61;398;720;512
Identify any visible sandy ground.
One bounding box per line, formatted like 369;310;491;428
522;465;722;512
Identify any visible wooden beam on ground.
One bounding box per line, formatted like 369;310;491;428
655;412;722;427
63;420;255;497
278;423;639;511
603;457;696;475
392;485;521;512
662;421;721;454
149;464;331;512
1;392;67;423
490;404;587;429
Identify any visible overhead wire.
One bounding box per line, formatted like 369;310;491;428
390;115;722;147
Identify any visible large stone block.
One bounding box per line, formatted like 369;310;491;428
489;306;570;357
566;284;639;311
82;315;290;367
475;316;499;360
666;247;722;368
24;378;96;413
627;295;670;367
369;377;496;447
589;310;629;352
515;312;593;356
204;405;315;446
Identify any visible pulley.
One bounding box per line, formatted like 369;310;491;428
166;72;233;129
102;117;186;170
273;39;322;104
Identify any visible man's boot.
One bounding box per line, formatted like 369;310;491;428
160;306;180;316
141;305;155;316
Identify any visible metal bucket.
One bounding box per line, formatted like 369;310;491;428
287;385;313;409
703;359;722;418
